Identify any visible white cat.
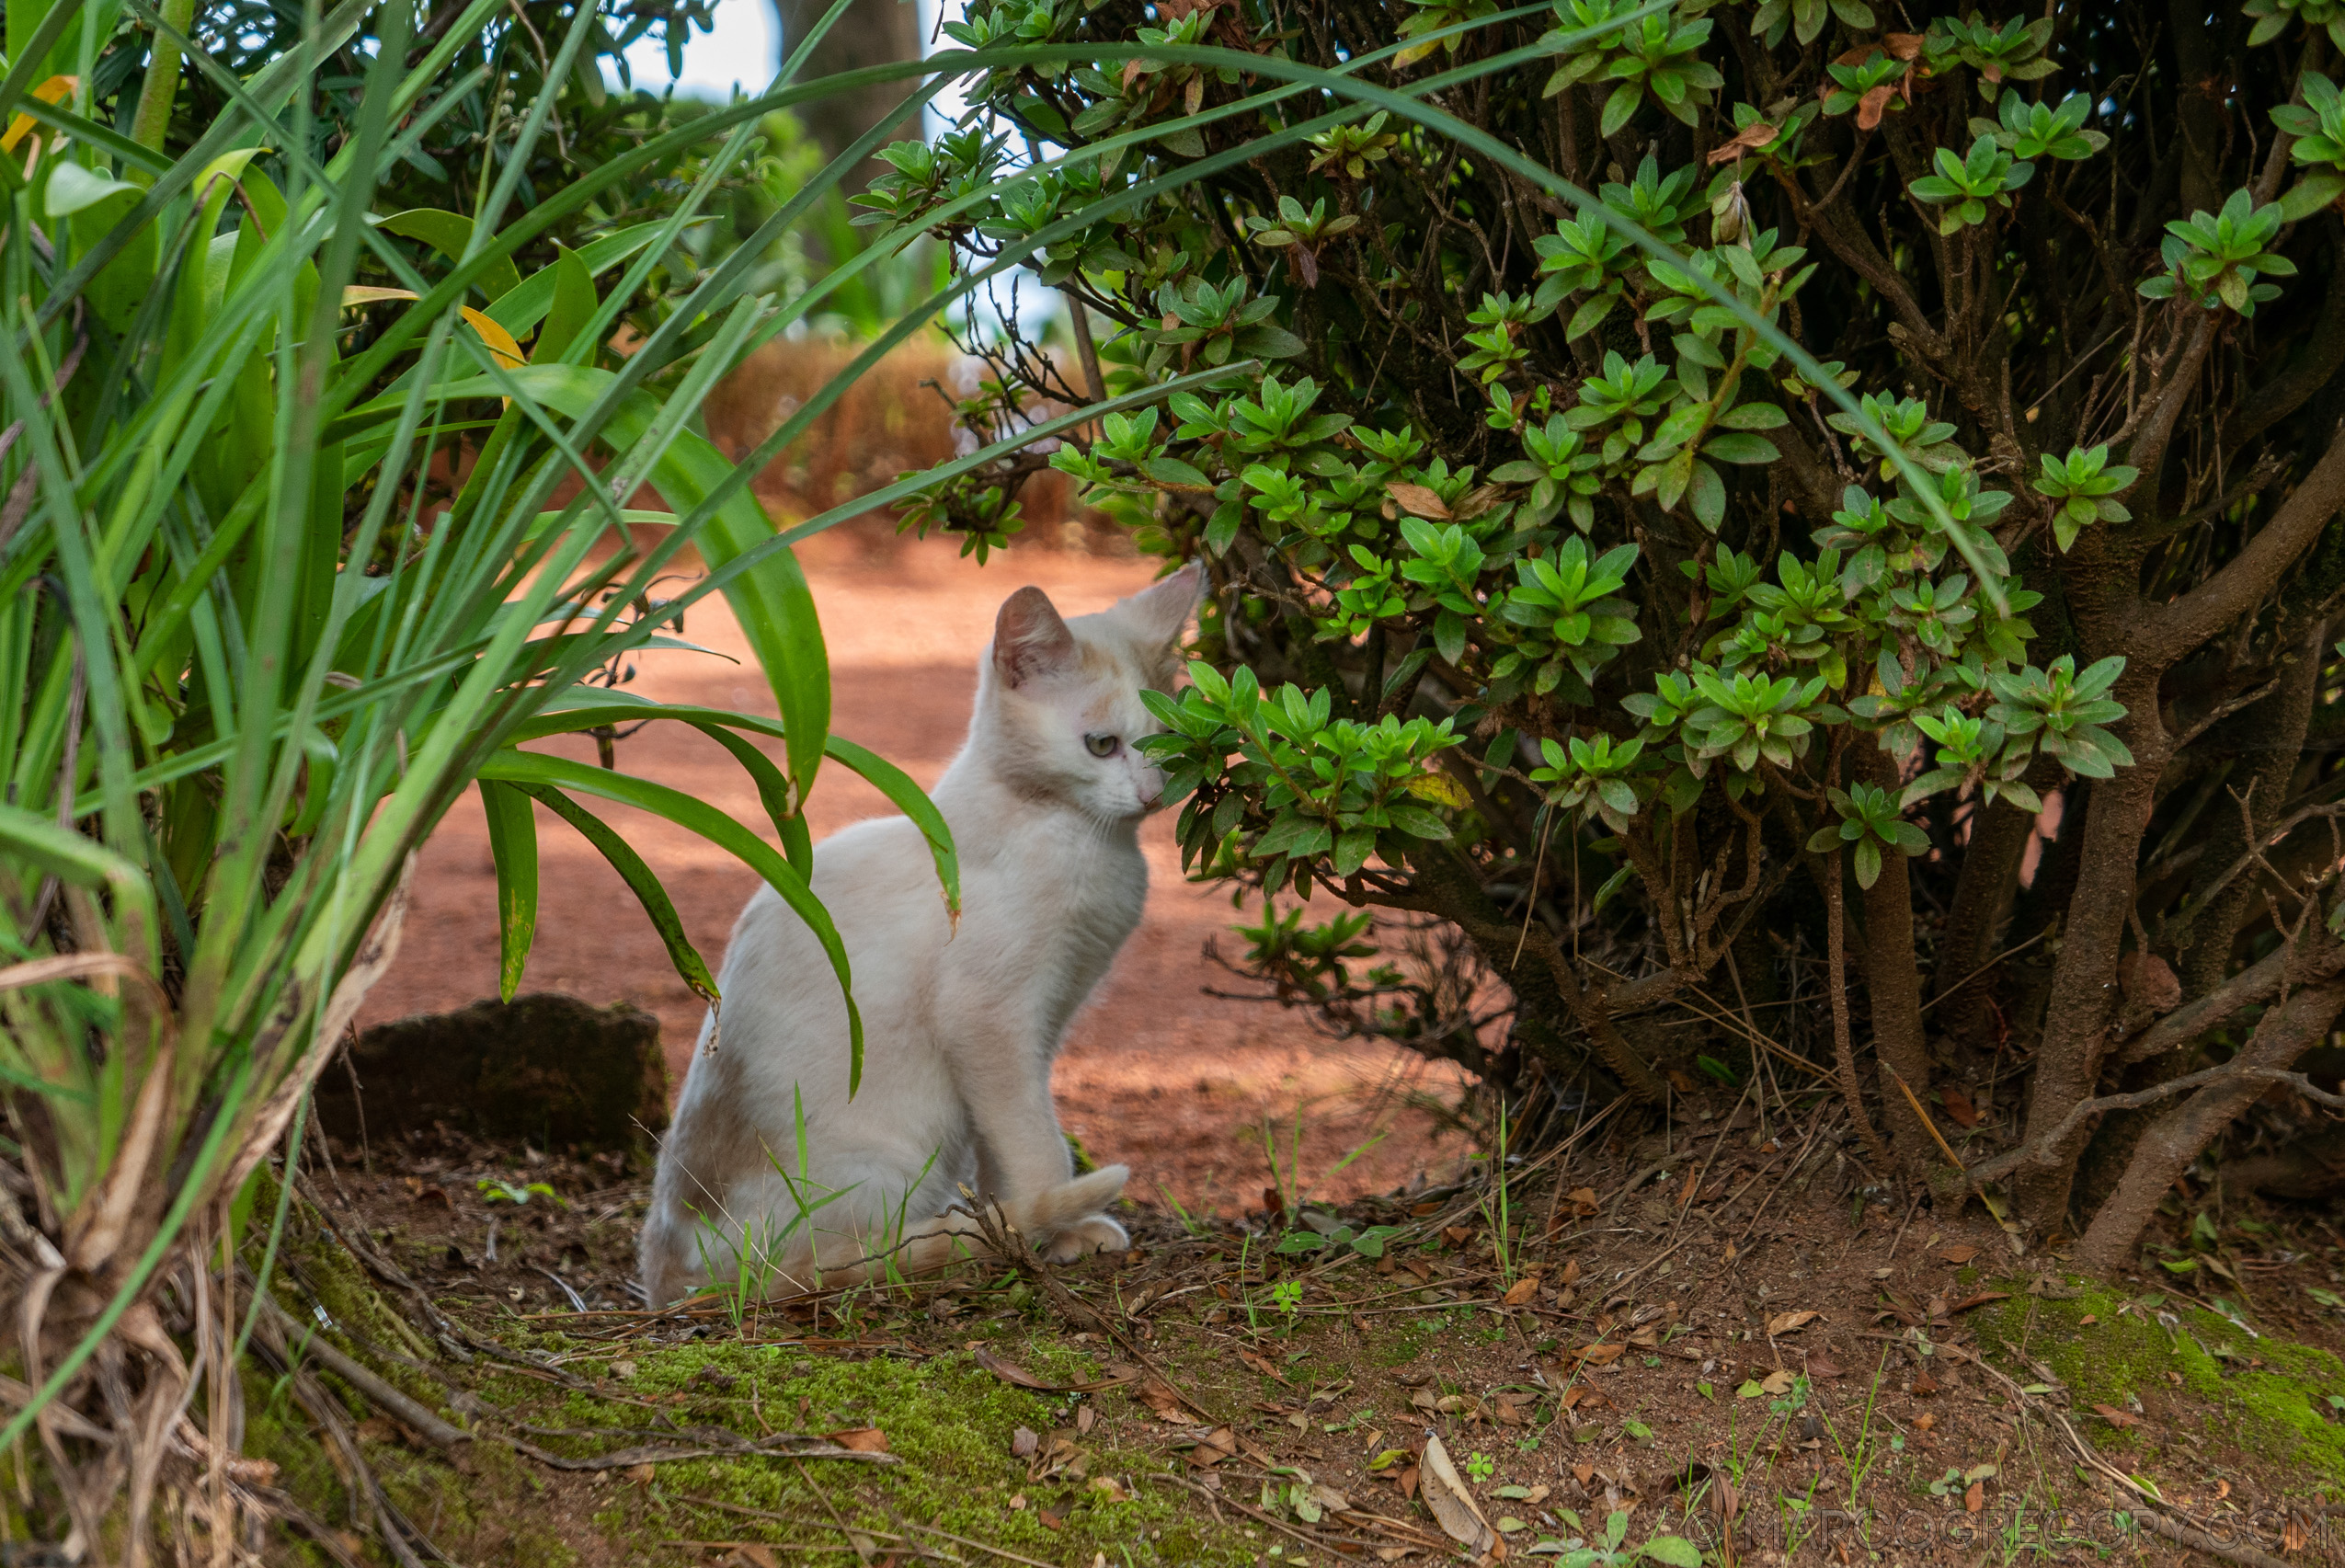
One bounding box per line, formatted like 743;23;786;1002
638;563;1201;1304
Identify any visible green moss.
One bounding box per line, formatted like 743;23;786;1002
1985;1277;2345;1488
562;1337;1257;1565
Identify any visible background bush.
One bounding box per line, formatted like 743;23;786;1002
892;0;2345;1268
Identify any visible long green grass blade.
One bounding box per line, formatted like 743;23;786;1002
479;780;539;1004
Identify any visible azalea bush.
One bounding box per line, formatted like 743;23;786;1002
887;0;2345;1268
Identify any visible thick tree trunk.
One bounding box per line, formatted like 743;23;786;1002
1860;849;1936;1169
2071;975;2345;1272
1931;765;2052;1048
770;0;926;200
2014;666;2171;1230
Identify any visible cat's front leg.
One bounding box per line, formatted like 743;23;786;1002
963;1064;1078;1204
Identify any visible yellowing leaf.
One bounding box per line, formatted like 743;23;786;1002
1405;770;1470;808
340;292;522;371
2;76;76;156
460;308;527;372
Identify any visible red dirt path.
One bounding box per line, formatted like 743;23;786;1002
358;534;1466;1212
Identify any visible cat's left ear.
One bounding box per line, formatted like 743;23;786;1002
1115;560;1204;648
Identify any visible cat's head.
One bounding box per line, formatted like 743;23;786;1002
975;562;1204;819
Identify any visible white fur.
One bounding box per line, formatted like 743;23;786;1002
638;563;1201;1302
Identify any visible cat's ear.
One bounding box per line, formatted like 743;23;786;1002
993;586;1077;687
1115;560;1203;648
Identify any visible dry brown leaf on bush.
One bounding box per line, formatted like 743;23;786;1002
1766;1310;1821;1336
1883;30;1925;57
826;1427;890;1454
1418;1434;1499;1557
1387;481;1451;520
2121;952;2182;1013
1707;121;1778;164
1856;85;1897;130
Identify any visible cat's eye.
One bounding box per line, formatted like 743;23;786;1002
1084;733;1120;758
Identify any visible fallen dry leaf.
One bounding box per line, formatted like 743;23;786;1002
1504;1277;1540;1307
1075;1405;1096;1436
2093;1403;2143;1430
1418;1434;1497;1557
1566;1343;1624;1368
1038;1508;1064;1531
1089;1475;1132;1503
973;1346;1135;1394
1707;120;1779;164
825;1427;890;1454
1311;1483;1354;1513
1760;1368;1796;1396
625;1462;655;1485
1946;1292;2012;1313
1011;1426;1039;1458
1912;1369;1939;1397
1387;481;1451;520
1239;1348;1289;1383
1964;1481;1985;1514
1138;1377;1190;1421
1185;1426;1238;1467
727;1546;779;1568
1561;1257;1582;1285
1939;1084;1981;1128
1941;1245;1981;1265
1913;1413;1937;1432
1766;1310;1821;1336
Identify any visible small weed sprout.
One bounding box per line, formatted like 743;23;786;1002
476;1178;565;1207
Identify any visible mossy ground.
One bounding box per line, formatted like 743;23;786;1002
1982;1277;2345;1491
514;1334;1255;1566
205;1127;2345;1566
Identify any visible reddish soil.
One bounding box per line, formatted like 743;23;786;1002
359;534;1468;1213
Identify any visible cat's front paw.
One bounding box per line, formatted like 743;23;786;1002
1040;1213;1128;1264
